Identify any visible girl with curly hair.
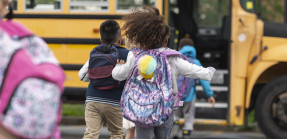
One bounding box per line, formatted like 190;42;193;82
112;7;215;139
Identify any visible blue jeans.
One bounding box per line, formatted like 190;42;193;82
136;115;174;139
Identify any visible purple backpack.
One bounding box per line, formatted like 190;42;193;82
88;44;120;90
121;48;187;127
0;20;65;139
177;57;195;100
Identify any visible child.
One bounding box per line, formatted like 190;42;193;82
122;38;137;139
172;38;216;139
0;0;64;138
112;7;215;139
78;20;129;139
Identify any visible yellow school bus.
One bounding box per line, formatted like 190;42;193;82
11;0;160;101
12;0;287;138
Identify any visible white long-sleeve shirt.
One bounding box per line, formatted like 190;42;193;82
112;48;215;95
78;59;90;82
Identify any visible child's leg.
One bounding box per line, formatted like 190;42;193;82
104;104;124;139
183;100;196;134
173;107;183;122
123;118;136;139
136;126;154;139
83;102;104;139
172;107;183;138
125;127;136;139
154;114;174;139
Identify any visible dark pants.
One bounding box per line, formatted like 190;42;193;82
135;115;174;139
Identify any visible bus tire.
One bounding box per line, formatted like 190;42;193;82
255;76;287;139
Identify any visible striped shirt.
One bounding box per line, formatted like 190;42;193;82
85;96;120;106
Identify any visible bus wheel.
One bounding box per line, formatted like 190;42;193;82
255;76;287;139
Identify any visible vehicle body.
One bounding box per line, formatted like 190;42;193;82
11;0;287;138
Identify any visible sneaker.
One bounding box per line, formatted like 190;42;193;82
174;120;180;125
182;130;192;136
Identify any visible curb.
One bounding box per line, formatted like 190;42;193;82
61;116;85;125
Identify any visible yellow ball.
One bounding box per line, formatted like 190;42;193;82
140;71;154;79
138;55;157;79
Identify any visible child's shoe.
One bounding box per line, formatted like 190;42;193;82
183;130;192;139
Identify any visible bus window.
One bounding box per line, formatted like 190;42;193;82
12;0;17;10
195;0;229;28
25;0;61;11
116;0;156;12
70;0;109;12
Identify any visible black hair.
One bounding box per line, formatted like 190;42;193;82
100;20;121;44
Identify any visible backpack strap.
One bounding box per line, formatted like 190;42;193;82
160;50;188;108
0;20;33;39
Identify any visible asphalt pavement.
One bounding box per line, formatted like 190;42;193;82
60;125;267;139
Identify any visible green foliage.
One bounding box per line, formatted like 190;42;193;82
261;0;284;23
234;110;256;131
62;104;85;117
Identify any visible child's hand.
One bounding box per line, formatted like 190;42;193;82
207;67;216;75
208;97;216;107
117;59;126;64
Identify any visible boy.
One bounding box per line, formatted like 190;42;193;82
173;38;216;139
79;20;129;139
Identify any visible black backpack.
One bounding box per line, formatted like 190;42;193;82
88;44;120;90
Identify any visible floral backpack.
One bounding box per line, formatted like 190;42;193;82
0;20;65;139
121;48;187;127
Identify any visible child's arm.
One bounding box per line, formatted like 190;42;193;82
190;59;216;107
174;57;215;81
193;59;214;98
78;59;90;82
112;51;135;81
197;72;216;107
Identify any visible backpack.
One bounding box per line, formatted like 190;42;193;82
88;44;120;90
177;56;195;100
121;48;187;127
0;20;65;139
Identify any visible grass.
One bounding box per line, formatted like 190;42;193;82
248;110;255;123
234;110;257;131
62;103;85;117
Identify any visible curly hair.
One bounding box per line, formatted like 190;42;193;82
122;7;170;49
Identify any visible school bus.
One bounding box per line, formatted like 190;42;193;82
11;0;287;138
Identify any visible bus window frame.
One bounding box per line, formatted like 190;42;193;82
115;0;157;13
24;0;63;12
69;0;109;13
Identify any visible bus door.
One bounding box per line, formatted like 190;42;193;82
167;0;231;124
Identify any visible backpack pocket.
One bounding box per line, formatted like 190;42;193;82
88;66;113;79
1;78;61;139
121;85;173;127
88;56;120;90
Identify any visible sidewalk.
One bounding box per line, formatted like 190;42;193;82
60;125;110;139
59;125;266;139
60;116;266;139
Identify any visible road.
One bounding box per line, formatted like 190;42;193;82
60;125;267;139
